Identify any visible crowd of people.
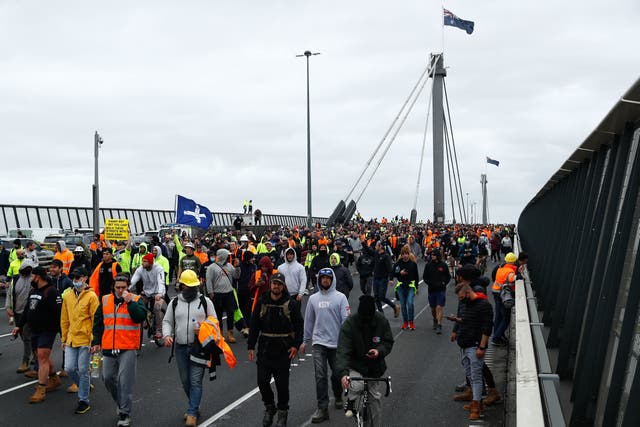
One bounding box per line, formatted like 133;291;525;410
0;217;523;426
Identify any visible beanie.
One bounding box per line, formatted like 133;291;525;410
143;253;155;264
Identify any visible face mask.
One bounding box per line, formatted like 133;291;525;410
182;287;198;301
73;280;84;291
210;257;216;263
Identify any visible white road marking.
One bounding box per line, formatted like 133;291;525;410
0;379;38;396
197;379;274;427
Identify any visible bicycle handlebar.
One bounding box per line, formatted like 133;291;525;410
346;376;392;397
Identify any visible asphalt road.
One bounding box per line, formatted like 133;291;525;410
0;260;507;427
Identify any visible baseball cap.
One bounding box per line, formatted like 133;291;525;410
271;273;286;284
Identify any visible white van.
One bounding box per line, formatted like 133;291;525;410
9;228;64;243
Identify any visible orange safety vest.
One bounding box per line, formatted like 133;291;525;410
389;236;397;249
101;293;142;351
89;262;119;298
492;264;518;292
54;250;74;275
197;316;237;369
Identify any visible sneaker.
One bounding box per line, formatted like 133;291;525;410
117;413;131;427
334;398;343;409
241;328;250;338
401;321;408;330
454;381;468;392
311;408;329;423
409;321;415;330
74;401;91;414
432;318;438;330
436;324;442;335
344;399;355;418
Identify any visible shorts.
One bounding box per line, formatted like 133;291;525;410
428;290;446;308
31;332;57;350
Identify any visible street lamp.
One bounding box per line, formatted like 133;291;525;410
296;50;320;228
93;131;103;235
465;192;469;224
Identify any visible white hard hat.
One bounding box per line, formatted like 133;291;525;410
240;235;249;242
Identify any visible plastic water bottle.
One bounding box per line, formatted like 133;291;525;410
90;352;102;378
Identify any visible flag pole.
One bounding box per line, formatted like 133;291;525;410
174;194;178;223
441;4;445;54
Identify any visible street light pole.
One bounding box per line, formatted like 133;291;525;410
93;131;103;235
297;50;320;228
465;192;469;223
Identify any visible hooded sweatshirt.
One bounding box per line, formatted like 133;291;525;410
206;249;239;295
130;262;165;296
277;247;307;296
303;269;350;348
6;271;33;314
153;245;170;284
162;290;215;345
329;253;354;298
54;240;74;275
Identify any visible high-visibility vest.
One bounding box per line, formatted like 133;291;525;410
101;293;142;351
196;316;236;369
390;236;397;249
492;264;517;292
54;250;74;275
89;262;119;298
251;269;278;312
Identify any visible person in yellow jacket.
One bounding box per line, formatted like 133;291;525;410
60;267;99;414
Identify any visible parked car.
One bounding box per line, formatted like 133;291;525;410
0;238;55;269
42;234;65;251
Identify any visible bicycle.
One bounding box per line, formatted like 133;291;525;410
344;376;391;427
477;255;488;276
141;294;164;347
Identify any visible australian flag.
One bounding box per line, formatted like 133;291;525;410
175;195;213;228
444;8;474;35
486;157;500;167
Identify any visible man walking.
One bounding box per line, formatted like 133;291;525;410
372;242;399;317
248;273;303;427
300;268;350;423
206;249;240;343
422;250;451;334
60;267;99;414
92;275;147;427
449;268;493;421
7;259;35;373
277;247;306;303
336;295;394;427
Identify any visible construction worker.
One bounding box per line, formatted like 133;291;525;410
490;252;518;346
54;240;74;276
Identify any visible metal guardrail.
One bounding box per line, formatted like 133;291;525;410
518;77;640;426
0;204;326;236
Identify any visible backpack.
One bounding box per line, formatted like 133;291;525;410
168;294;209;363
500;284;515;310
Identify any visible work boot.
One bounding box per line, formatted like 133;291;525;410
311;408;329;423
29;384;46;403
185;414;197;427
401;321;408;330
483;387;502;406
67;383;79;393
453;386;473;401
274;409;288;427
16;361;29;373
262;404;276;427
59;369;68;378
226;330;236;344
45;374;62;392
393;304;400;318
24;370;38;379
468;400;481;420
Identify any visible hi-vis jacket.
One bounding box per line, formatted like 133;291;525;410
492;264;517;293
190;315;236;381
93;293;146;351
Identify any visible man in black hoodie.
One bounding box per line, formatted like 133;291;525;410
355;244;375;296
12;266;62;403
248;273;303;427
422;250;451;334
310;244;330;291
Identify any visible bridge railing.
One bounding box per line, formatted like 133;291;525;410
0;204;326;236
518;78;640;426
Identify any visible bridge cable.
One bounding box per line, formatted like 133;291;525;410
444;120;458;223
355;56;438;204
343;59;434;202
443;79;466;222
412;61;437;210
444;112;465;222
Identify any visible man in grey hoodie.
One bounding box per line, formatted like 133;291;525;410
277;247;306;303
206;249;240;343
300;267;350;423
6;259;36;373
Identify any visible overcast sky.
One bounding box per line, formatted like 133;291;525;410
1;0;639;224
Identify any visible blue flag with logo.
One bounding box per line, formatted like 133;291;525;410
444;8;474;35
486;156;500;167
175;195;213;228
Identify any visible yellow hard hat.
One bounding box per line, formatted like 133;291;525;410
179;270;200;287
505;252;517;263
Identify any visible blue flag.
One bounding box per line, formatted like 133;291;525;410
444;8;474;35
175;195;213;228
486;156;500;167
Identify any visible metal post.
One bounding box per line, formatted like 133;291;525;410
466;192;469;223
93;131;103;235
431;53;446;223
481;174;488;224
297;50;320;228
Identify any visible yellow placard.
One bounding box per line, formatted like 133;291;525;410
104;219;129;241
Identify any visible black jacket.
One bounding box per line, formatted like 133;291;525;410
453;294;493;349
392;259;419;287
17;281;62;334
310;251;330;277
355;248;375;278
422;261;451;293
51;274;73;295
333;264;354;298
373;251;393;280
248;290;303;361
336;312;394;378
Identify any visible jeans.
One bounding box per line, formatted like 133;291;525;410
359;276;372;296
175;344;205;417
372;278;395;312
396;286;415;321
492;292;511;341
102;350;137;416
65;346;91;402
312;344;342;410
257;357;291;410
346;369;383;427
461;347;484;401
213;291;237;332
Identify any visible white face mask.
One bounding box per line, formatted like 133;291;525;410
73;280;84;290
